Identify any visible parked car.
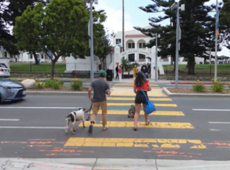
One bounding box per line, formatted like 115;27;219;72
0;79;26;103
0;63;10;78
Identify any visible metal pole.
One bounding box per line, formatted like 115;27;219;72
155;34;158;82
175;2;179;88
214;0;218;81
122;0;125;52
90;0;94;82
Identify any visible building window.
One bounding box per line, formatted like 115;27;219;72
139;43;146;48
116;39;121;44
128;43;135;49
128;54;135;62
30;54;33;59
139;54;146;62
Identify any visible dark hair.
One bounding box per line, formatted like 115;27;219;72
135;72;146;88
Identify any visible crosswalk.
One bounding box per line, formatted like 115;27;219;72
64;80;207;155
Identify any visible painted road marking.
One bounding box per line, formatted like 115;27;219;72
0;119;20;121
107;103;177;107
107;97;172;101
209;122;230;124
64;138;206;149
193;109;230;112
111;89;162;92
0;126;65;129
111;93;166;97
79;121;194;129
90;110;184;116
112;86;161;89
0;107;81;109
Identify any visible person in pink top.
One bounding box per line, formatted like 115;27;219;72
118;66;122;81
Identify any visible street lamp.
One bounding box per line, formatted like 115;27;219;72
170;2;185;88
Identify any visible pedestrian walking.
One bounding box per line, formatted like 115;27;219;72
140;64;148;79
88;70;111;134
115;65;119;80
118;66;122;81
133;71;152;131
132;66;138;79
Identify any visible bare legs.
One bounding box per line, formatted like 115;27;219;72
133;103;141;130
133;103;150;131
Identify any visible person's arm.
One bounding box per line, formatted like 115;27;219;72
133;82;137;94
147;81;151;91
88;82;93;101
105;82;111;96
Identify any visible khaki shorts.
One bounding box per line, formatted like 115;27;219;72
92;101;107;115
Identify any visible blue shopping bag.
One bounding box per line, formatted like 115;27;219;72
140;88;156;114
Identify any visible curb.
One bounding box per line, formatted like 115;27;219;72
26;91;91;95
162;87;230;97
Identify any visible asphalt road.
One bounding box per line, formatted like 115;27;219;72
1;83;230;160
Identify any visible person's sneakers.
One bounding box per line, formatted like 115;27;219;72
88;125;93;134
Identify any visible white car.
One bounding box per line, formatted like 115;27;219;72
0;63;10;78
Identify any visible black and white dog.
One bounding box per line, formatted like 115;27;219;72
65;102;92;134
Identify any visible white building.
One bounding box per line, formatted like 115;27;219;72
0;46;63;63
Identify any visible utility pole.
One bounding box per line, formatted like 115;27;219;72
214;0;219;81
175;2;180;88
155;34;158;82
122;0;125;52
89;0;94;82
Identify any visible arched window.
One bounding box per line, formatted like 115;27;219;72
128;54;135;62
139;54;146;62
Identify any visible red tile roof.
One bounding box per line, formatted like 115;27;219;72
125;34;147;38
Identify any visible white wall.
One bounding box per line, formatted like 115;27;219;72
65;56;101;73
17;52;63;63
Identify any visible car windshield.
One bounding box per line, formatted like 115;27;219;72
0;63;7;68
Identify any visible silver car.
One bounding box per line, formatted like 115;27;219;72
0;63;10;78
0;79;26;103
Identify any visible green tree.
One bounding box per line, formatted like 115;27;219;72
13;0;90;79
137;0;218;75
13;3;44;64
1;0;47;58
220;0;230;50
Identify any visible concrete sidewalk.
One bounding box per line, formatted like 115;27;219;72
1;158;230;170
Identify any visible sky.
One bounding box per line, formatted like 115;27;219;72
94;0;229;56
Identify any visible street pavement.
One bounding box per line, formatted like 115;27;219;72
1;80;230;162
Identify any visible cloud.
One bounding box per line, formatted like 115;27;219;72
95;1;133;34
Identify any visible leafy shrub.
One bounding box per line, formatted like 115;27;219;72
58;79;64;85
44;79;62;89
52;81;60;90
71;81;83;91
36;82;44;89
44;80;54;88
211;82;225;93
192;84;206;93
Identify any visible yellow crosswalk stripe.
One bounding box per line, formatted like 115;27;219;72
79;121;194;129
90;110;184;116
107;97;172;101
111;93;166;97
111;89;162;92
107;103;177;107
112;86;161;89
64;137;206;149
